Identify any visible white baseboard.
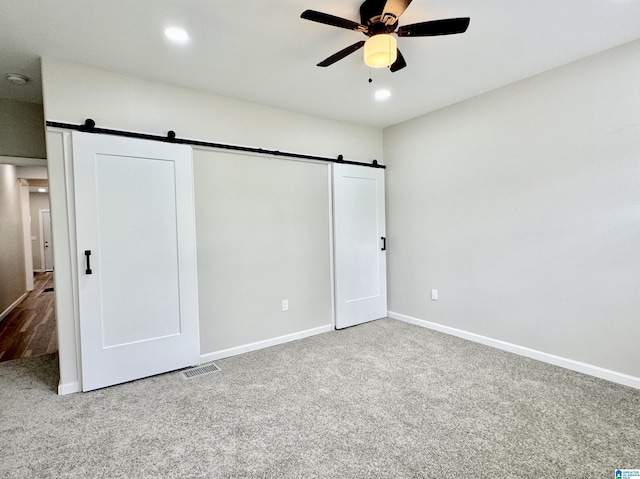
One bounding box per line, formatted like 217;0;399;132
0;291;29;323
388;311;640;390
200;324;333;363
57;325;332;394
58;381;80;395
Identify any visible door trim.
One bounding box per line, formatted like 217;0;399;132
327;164;336;330
19;180;35;290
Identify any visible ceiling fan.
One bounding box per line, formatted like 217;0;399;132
301;0;470;72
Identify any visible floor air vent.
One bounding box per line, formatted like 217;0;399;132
180;362;221;379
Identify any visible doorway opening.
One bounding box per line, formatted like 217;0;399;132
0;162;56;363
0;272;56;361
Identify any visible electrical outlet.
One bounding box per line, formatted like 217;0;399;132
282;299;289;311
431;289;438;301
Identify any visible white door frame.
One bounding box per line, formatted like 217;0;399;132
45;129;83;395
19;179;35;291
327;164;336;330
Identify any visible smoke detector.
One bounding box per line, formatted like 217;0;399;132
6;73;29;85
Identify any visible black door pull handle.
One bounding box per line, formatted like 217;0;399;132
381;237;386;251
85;250;92;275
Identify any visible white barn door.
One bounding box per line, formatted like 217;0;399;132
333;164;387;329
72;132;200;391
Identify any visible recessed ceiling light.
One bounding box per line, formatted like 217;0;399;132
164;27;189;44
6;73;29;85
38;188;47;193
374;89;391;102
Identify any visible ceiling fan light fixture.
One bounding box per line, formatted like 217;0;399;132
364;34;397;68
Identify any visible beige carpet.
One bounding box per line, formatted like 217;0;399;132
1;318;639;478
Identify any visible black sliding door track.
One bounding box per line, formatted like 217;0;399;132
46;119;385;169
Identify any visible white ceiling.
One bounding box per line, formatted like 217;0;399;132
1;0;639;128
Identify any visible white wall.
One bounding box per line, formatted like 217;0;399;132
0;164;27;317
41;58;382;392
42;59;382;164
384;39;640;378
0;98;46;159
194;151;332;355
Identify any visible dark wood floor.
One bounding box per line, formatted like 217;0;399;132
0;272;57;362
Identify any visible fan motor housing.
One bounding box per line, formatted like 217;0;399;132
360;0;398;33
360;0;385;23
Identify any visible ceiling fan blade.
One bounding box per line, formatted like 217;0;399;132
389;49;407;72
381;0;413;25
397;17;470;37
301;10;366;32
317;41;366;67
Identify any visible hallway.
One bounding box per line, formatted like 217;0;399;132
0;272;56;362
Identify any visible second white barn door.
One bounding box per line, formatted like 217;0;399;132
72;132;200;392
333;163;387;329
